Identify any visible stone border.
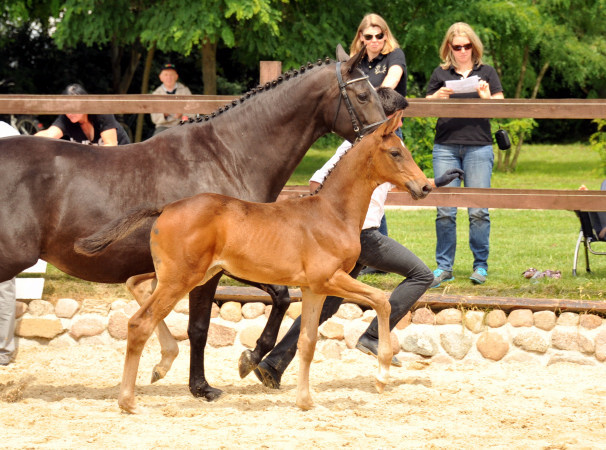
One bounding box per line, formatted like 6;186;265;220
13;297;606;365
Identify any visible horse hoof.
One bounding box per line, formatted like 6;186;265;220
238;350;258;379
118;400;144;415
375;380;386;394
190;384;223;402
151;365;167;384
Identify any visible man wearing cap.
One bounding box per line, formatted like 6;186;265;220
151;63;192;135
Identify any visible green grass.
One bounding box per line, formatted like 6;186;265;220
33;142;606;302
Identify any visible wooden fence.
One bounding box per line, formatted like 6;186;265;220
1;94;605;211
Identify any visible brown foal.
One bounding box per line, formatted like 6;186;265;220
75;111;431;413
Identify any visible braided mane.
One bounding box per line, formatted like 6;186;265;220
180;57;335;126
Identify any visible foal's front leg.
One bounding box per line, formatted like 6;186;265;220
296;287;326;410
126;273;179;383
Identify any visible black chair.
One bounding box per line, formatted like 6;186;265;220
572;180;606;275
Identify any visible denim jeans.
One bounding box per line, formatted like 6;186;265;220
260;228;433;374
432;143;494;272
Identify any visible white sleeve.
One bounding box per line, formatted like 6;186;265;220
309;140;353;185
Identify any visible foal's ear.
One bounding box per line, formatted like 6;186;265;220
336;44;349;62
380;111;404;136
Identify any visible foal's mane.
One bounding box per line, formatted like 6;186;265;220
180;57;335;127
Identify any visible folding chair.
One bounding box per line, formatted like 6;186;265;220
572;180;606;275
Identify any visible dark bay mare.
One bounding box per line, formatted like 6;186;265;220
0;46;398;400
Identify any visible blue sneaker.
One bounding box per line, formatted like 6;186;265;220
430;269;454;288
470;267;487;284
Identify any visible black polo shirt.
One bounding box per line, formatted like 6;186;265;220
426;64;503;145
359;48;407;97
53;114;130;145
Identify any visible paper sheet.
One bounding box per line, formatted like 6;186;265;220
445;75;479;93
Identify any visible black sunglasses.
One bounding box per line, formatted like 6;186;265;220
363;32;384;41
451;43;473;52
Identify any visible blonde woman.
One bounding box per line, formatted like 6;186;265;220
350;13;407;99
426;22;504;287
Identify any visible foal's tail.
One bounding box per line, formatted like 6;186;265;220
74;205;164;256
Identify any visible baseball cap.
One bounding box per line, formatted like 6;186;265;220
161;63;177;72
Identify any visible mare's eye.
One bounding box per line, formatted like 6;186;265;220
357;92;369;102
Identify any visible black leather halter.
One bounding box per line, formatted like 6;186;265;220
332;61;388;141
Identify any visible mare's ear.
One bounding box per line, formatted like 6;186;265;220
380;111;404;136
341;47;366;73
336;44;349;62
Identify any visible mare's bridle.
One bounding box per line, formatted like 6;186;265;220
332;61;388;141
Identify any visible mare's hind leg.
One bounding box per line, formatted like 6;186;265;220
126;273;179;383
187;274;224;401
296;287;325;410
119;282;189;414
234;281;291;378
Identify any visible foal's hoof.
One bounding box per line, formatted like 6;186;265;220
375;379;386;394
238;349;258;379
190;383;223;402
151;365;167;384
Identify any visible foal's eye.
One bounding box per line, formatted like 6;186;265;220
390;150;401;158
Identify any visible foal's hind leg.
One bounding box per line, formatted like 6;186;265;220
126;273;179;383
235;282;291;378
119;281;189;414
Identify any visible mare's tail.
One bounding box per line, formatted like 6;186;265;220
74;206;163;256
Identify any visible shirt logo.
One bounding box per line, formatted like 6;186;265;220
374;64;387;75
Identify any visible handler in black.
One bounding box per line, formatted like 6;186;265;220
36;83;130;146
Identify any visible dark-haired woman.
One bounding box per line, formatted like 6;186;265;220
36;83;130;146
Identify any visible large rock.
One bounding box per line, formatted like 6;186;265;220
440;331;472;360
16;317;64;339
27;299;54;316
239;324;264;348
165;312;189;340
395;311;412;330
69;315;106;339
464;310;485;333
551;329;594;354
508;309;533;327
412;307;435;325
55;298;80;319
207;323;237;347
336;303;363;320
344;321;368;349
595;328;606;362
513;330;549;354
79;298;111;316
476;331;509;361
319;319;344;340
579;313;602;330
533;310;556;331
15;301;28;319
402;331;438;357
242;302;266;319
220;301;242;322
107;310;129;340
286;302;302;320
485;310;506;328
173;298;189;314
557;312;579;326
435;308;462;325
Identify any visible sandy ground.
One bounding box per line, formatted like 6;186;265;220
1;341;606;449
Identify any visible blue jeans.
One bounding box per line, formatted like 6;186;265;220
432;144;494;272
260;228;433;374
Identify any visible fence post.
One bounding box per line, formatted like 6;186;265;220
260;61;282;84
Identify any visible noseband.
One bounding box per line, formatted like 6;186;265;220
332;61;388;141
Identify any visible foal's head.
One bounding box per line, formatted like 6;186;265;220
368;111;432;200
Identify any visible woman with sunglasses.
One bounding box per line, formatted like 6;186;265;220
350;13;407;115
426;22;504;288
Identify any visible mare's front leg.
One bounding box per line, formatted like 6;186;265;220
233;281;291;378
188;274;223;401
126;273;179;383
296;287;325;410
